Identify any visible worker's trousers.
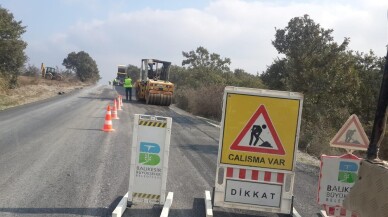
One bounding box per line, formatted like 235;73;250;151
125;87;132;101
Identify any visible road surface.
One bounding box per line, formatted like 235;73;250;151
0;85;321;216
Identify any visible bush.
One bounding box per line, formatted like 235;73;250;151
23;64;40;77
174;87;192;111
300;118;342;156
17;75;39;86
175;85;224;121
0;77;7;94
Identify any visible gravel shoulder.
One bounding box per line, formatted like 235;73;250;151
0;76;90;110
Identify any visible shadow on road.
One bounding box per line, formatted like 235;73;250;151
0;196;124;216
0;208;107;216
121;197;277;217
178;144;218;155
77;96;114;101
68;128;101;131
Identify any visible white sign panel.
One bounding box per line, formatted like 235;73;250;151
129;115;172;205
225;179;282;207
317;154;361;206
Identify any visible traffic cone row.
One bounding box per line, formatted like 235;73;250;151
101;95;124;132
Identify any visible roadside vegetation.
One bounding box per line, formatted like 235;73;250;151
170;15;387;159
1;4;387;159
0;6;100;110
170;46;265;120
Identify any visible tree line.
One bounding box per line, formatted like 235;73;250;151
0;6;100;89
261;15;385;156
170;15;386;158
2;4;386;157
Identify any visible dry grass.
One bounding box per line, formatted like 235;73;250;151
175;85;224;121
0;76;87;110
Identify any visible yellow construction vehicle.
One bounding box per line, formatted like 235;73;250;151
114;65;127;86
135;59;174;106
41;63;62;81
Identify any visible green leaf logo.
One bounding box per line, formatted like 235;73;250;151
338;161;358;183
139;142;160;166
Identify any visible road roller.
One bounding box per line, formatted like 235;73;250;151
134;59;174;106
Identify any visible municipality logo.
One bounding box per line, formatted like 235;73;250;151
139;142;160;166
338;161;358;183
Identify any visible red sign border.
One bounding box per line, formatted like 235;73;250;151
230;105;285;155
330;114;369;150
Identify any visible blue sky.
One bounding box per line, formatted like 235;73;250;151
1;0;388;84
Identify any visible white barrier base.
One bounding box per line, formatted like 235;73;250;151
112;192;174;217
160;192;174;217
319;209;330;217
204;190;213;217
293;207;302;217
112;192;129;217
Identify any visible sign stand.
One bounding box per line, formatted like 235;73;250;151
112;114;174;217
205;86;303;216
204;190;213;217
318;114;368;217
317;154;361;217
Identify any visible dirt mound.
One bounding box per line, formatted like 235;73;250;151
0;76;88;110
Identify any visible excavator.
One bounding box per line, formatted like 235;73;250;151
41;63;62;81
134;59;174;106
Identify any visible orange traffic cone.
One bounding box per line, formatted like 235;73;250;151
117;96;123;111
102;105;115;132
112;99;119;119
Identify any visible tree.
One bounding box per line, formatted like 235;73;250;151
182;46;231;72
261;58;287;90
263;15;362;154
0;6;27;88
126;64;140;82
23;64;40;77
180;46;232;88
174;46;266;120
351;51;385;124
269;15;359;121
169;65;190;88
231;68;265;88
62;51;100;83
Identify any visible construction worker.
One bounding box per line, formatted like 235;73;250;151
124;75;133;101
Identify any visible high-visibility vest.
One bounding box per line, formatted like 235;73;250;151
124;78;132;88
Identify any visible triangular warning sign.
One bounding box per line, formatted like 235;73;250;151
330;114;369;151
230;105;285;155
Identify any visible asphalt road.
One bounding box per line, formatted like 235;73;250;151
0;85;322;217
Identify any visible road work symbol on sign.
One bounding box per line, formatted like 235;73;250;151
230;105;285;155
139;142;161;166
330;114;369;151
